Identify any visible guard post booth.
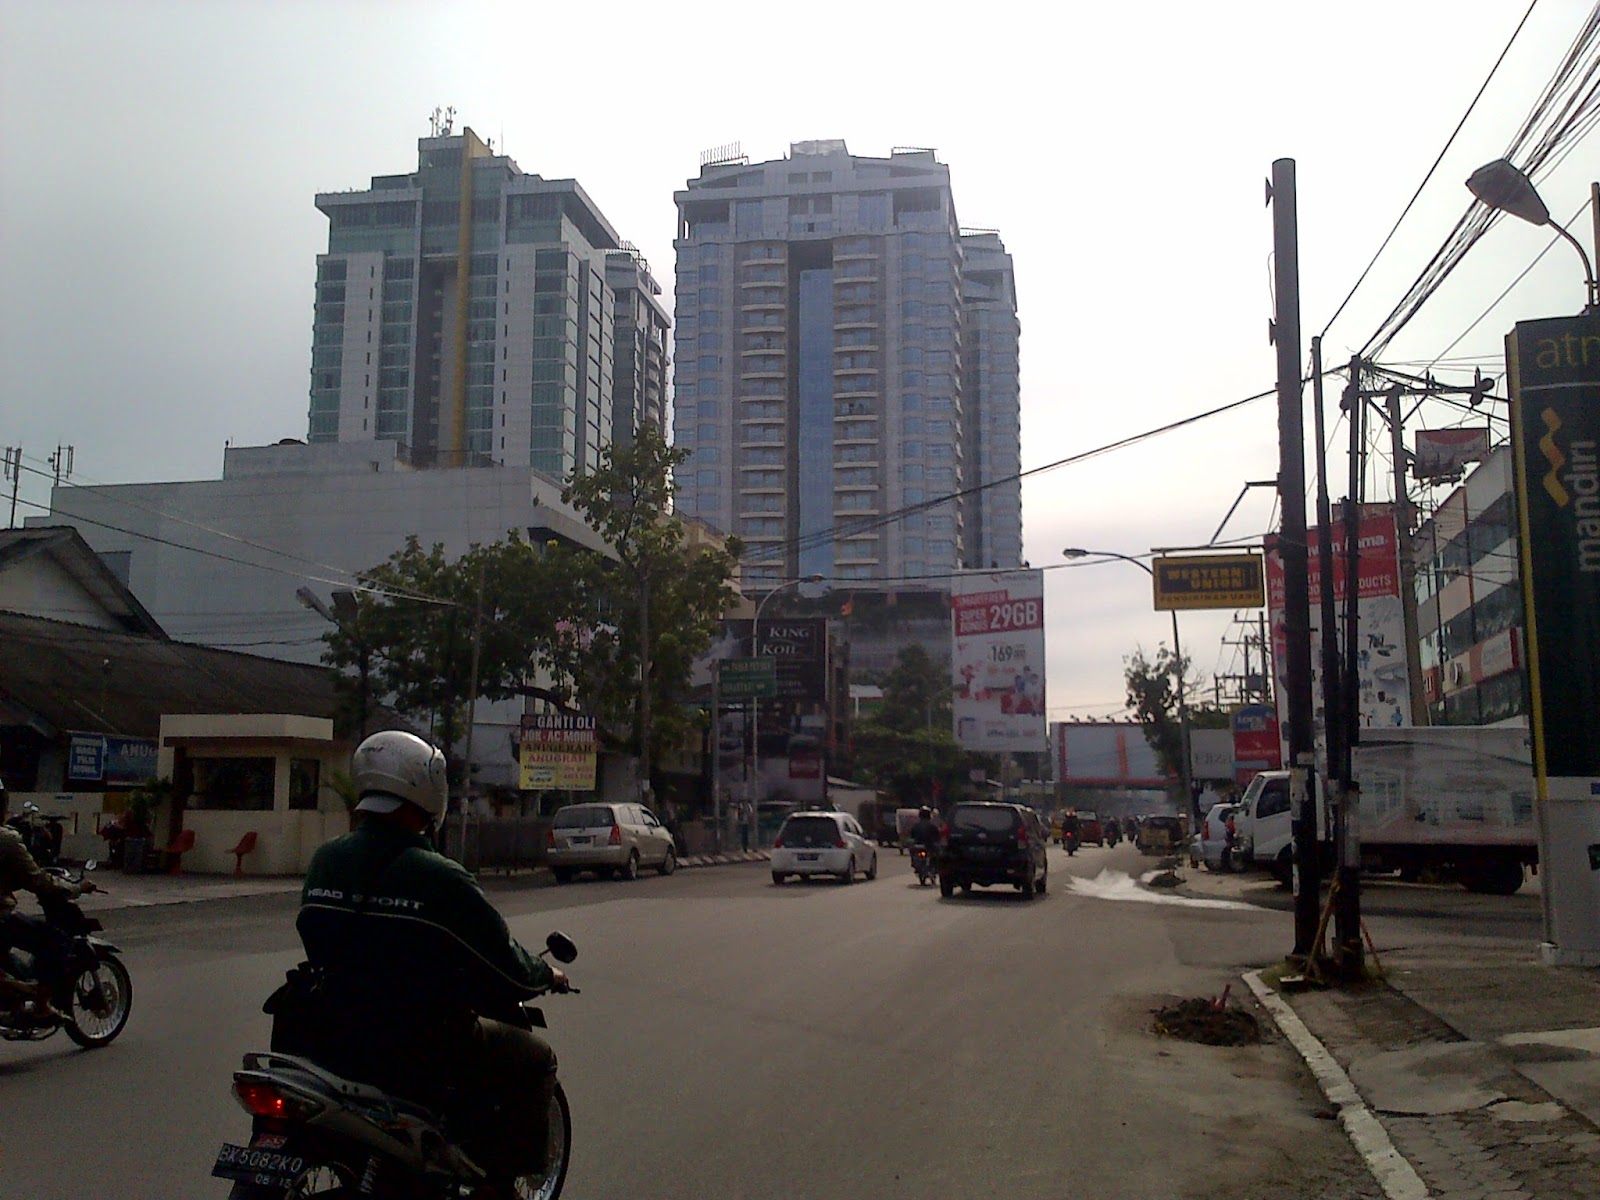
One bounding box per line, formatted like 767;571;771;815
156;714;351;875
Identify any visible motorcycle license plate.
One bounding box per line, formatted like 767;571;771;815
211;1141;308;1188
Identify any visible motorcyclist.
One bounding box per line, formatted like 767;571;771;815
0;779;96;1023
1061;810;1081;852
908;806;942;850
290;732;564;1196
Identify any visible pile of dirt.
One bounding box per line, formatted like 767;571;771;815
1153;997;1261;1046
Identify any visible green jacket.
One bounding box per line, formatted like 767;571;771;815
297;820;550;1019
0;823;81;915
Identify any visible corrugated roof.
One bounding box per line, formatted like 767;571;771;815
0;612;358;740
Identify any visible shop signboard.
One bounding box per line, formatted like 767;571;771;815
518;714;598;791
1152;553;1265;611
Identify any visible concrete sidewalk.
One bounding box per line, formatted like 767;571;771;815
73;848;772;912
1249;936;1600;1198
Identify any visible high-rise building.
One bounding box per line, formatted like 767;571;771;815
670;140;1022;592
309;123;667;479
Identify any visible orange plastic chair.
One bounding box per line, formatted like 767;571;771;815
163;828;196;875
229;831;259;878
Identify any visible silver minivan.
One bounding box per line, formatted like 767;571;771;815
546;802;677;882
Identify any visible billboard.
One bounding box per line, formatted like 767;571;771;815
952;570;1047;753
1053;721;1165;786
1265;505;1410;740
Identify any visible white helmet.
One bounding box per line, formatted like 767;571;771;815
351;731;448;819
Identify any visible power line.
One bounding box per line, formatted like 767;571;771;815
1318;0;1543;342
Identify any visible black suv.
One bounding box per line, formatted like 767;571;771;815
939;802;1049;899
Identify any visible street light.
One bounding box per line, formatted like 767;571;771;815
749;574;825;848
1061;548;1194;823
1467;159;1599;314
297;586;370;740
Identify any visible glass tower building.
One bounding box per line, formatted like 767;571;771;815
309;126;668;479
670;141;1023;591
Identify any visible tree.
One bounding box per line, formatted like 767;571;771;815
317;425;741;792
873;643;952;733
559;424;742;787
1123;644;1231;785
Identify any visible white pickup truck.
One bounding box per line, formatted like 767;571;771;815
1234;726;1535;894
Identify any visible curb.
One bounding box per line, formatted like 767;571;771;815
1243;971;1430;1200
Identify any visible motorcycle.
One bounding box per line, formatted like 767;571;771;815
213;931;580;1200
1;862;134;1049
1104;824;1121;848
1063;830;1079;856
7;801;64;868
911;844;937;886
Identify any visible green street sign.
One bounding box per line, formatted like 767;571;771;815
719;657;777;700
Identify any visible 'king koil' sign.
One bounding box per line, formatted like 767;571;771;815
1508;314;1600;778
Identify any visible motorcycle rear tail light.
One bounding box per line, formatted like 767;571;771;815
607;824;622;846
232;1077;323;1122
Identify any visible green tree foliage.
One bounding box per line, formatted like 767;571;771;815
560;425;743;768
1122;645;1230;783
847;644;990;806
318;426;741;781
872;643;952;733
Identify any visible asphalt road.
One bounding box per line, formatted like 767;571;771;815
4;840;1528;1200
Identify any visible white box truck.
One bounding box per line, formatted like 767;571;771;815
1235;726;1535;894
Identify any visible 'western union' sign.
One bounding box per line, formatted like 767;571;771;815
1152;553;1265;611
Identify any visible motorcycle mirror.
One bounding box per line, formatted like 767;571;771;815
83;859;98;873
545;932;578;964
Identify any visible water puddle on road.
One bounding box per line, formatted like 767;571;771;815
1065;868;1252;910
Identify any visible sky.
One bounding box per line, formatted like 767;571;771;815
3;0;1596;725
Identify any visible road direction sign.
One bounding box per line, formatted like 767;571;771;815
719;657;777;700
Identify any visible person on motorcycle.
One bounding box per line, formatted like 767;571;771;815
908;806;942;850
0;779;97;1023
292;731;565;1197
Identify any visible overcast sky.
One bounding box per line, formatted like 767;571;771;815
3;0;1595;721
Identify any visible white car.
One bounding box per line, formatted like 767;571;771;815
770;811;879;885
546;802;678;882
1196;802;1242;872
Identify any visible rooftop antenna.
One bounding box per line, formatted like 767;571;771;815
428;106;456;137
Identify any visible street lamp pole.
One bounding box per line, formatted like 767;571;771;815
1061;549;1194;823
750;574;823;848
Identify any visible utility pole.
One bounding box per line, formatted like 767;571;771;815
1268;158;1322;959
1384;384;1429;725
462;559;486;807
638;563;652;807
3;447;20;528
1340;355;1368;975
1313;338;1360;976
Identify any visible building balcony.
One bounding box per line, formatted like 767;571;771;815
740;298;786;312
833;248;880;261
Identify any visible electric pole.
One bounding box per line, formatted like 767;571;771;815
1268;158;1322;959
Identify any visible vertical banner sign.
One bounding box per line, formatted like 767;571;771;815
1507;314;1600;964
1265;505;1410;746
518;714;599;791
952;569;1047;753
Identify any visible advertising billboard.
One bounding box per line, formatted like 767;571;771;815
518;714;598;791
952;570;1047;753
1052;721;1165;786
1265;505;1410;740
1152;553;1265;611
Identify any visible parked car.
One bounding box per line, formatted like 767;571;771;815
771;811;879;885
1196;802;1242;872
1136;815;1187;857
1076;811;1105;847
546;802;678;882
1232;771;1294;884
939;801;1049;899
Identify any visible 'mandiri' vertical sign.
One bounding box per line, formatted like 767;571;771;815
1507;312;1600;964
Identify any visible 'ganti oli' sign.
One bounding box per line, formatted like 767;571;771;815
951;569;1047;754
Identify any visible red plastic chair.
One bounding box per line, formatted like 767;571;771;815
163;829;196;875
229;831;259;878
